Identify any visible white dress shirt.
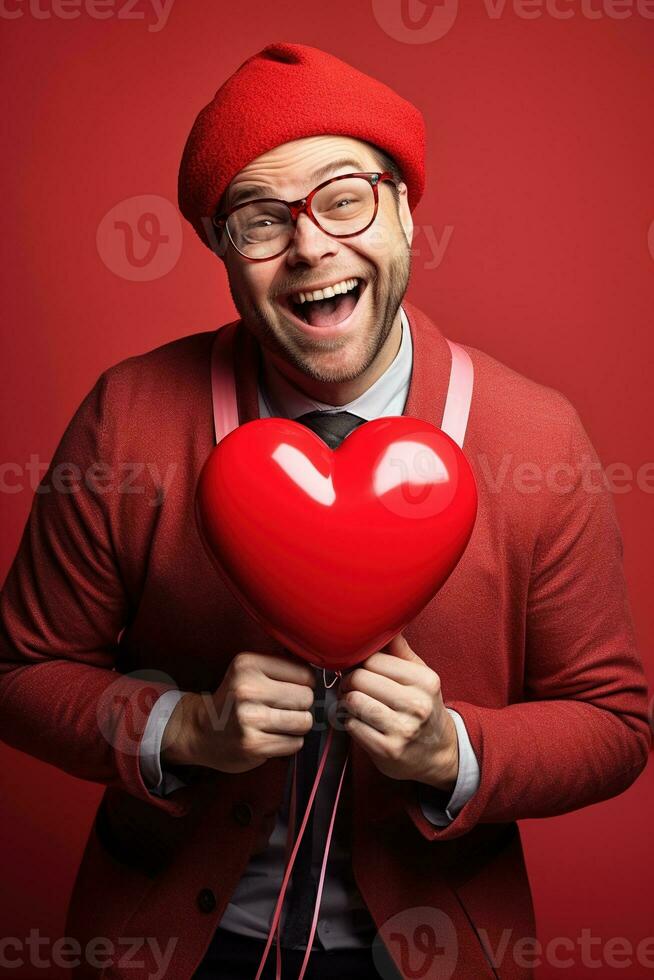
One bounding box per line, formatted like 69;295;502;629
139;306;480;949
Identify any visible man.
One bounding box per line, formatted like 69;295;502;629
0;41;650;980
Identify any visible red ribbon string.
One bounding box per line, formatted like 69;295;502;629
254;670;350;980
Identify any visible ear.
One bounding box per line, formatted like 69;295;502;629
396;182;414;248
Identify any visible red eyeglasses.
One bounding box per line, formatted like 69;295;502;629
212;171;396;261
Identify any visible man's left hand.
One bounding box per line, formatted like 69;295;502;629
336;633;459;792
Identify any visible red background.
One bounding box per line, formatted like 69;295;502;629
1;2;652;977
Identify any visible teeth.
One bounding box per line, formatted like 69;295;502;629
291;277;359;304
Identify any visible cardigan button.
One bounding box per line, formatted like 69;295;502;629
197;888;216;914
231;801;253;826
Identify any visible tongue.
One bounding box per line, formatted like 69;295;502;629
303;291;358;327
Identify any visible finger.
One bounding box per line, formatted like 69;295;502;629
357;651;427;686
259;734;305;758
340;670;413;714
241;652;317;688
339;690;397;735
256;706;315;736
341;667;431;721
257;676;317;711
343;716;389;756
382;633;423;663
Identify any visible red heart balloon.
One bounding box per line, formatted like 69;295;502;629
195;416;478;670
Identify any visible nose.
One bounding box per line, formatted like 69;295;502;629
285;212;339;268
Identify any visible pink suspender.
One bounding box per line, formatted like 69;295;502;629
208;321;474;978
210;325;474;449
442;338;474;450
210;323;240;444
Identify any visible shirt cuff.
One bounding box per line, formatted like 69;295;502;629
417;707;481;826
139;689;189;797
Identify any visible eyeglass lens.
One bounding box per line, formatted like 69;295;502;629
225;176;377;259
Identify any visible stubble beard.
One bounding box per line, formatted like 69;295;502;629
231;240;411;386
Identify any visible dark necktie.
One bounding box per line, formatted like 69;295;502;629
280;409;367;951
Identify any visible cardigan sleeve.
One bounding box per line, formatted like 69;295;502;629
0;371;201;817
405;398;651;841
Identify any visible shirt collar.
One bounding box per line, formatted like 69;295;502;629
258;306;413;421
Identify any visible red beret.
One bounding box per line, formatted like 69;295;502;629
178;42;426;250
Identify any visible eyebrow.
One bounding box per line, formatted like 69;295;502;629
225;157;368;210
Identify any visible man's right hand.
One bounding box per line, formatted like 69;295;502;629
160;651;317;773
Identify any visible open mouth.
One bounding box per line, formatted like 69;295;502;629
281;277;364;329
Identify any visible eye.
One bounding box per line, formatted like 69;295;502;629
246;216;284;230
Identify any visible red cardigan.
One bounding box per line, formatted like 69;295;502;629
0;299;650;980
